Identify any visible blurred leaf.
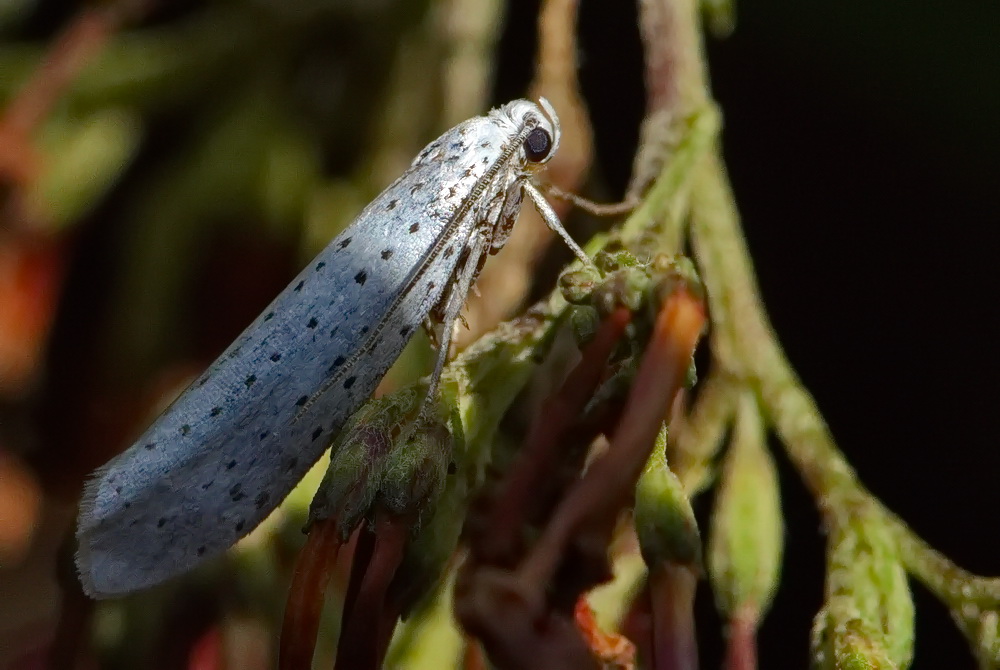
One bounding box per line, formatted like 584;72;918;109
28;108;141;229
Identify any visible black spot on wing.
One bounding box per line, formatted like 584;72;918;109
245;375;257;387
316;262;326;270
311;426;323;440
344;376;356;389
270;352;281;362
294;281;304;292
355;270;367;285
254;492;270;509
409;222;420;234
381;249;393;260
338;237;352;250
307;317;318;329
295;395;308;407
210;407;222;417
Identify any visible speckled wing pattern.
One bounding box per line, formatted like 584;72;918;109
76;100;554;597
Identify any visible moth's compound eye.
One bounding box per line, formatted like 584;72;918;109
524;127;553;163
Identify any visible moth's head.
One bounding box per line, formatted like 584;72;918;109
500;98;561;169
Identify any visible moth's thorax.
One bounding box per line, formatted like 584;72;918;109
411;99;559;178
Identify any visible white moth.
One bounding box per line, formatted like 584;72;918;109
76;98;590;598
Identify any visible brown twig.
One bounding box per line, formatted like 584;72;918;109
648;565;699;670
457;283;706;670
628;0;709;203
335;513;411;670
517;287;706;593
722;608;757;670
457;308;633;670
0;231;66;398
472;307;633;567
575;598;637;668
279;519;343;670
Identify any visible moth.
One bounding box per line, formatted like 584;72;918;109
76;98;590;598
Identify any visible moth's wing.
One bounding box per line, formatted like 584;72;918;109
75;151;484;597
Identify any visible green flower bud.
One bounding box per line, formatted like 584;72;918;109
811;608;897;670
569;306;601;347
811;508;914;669
308;387;422;538
30;109;141;228
379;418;452;517
559;266;603;305
594;248;642;273
708;392;783;623
634;425;702;568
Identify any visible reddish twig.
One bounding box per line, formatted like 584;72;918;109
457;308;635;670
463;640;488;670
516;287;706;593
472;307;633;566
279;519;343;670
575;598;637;669
722;608;758;670
334;512;410;670
636;0;682;125
648;565;698;670
0;231;66;398
458;284;706;670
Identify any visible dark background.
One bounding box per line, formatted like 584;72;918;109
497;0;1000;667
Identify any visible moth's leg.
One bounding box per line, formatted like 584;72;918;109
540;183;638;216
422;315;441;349
523;182;593;267
488;182;523;255
422;233;490;404
425;245;471;342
